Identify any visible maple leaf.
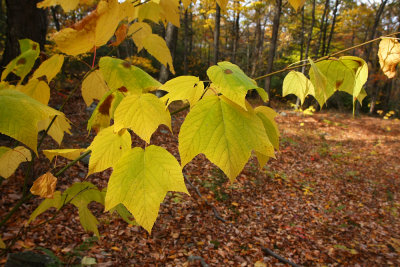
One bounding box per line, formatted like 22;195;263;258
29;191;63;223
16;78;50;105
378;38;400;79
30;172;58;199
0;90;68;154
160;76;205;107
43;148;85;162
32;54;64;82
105;145;189;233
282;71;315;105
207;61;262;110
81;70;110;107
179;95;275;181
1;39;40;82
0;146;31;179
99;57;161;94
288;0;306;11
113;93;172;143
87;126;131;175
37;0;95;12
308;58;331;107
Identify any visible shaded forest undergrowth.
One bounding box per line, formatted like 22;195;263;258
1;89;400;266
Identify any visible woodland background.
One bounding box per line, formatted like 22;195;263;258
0;0;400;266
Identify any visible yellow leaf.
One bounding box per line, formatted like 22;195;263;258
43;148;85;162
113;93;171;143
160;76;204;107
81;70;110;106
129;22;152;51
254;261;267;267
53;0;125;56
16;79;50;105
29;191;63;223
254;106;280;150
37;0;80;12
105;145;189;232
87;126;131;175
159;0;180;27
378;38;400;79
179;96;275;181
37;115;72;145
182;0;192;9
30;172;57;199
142;34;175;74
136;2;161;24
288;0;306;11
0;90;67;154
216;0;229;12
0;146;31;179
32;54;64;82
282;71;315;105
309;58;331;107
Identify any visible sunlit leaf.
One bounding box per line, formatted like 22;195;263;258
142;34;175;74
254;106;280;150
113;93;171;143
105;145;189;232
309;58;332;107
179;95;275;181
87;126;131;175
99;57;161;94
282;71;315;105
159;0;180;27
160;76;204;107
37;115;72;145
37;0;95;12
288;0;306;11
0;146;31;179
129;22;152;51
30;172;58;199
207;61;260;110
378;38;400;79
110;23;128;47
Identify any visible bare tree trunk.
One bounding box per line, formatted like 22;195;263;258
264;0;282;98
366;0;388;114
314;0;330;58
325;0;340;55
1;0;48;70
320;4;330;57
232;1;240;64
213;3;221;65
302;0;315;69
158;22;178;84
250;18;262;77
183;9;189;74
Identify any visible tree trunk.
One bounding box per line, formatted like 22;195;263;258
51;7;60;31
264;0;282;98
314;0;329;58
158;22;178;84
183;9;189;74
320;3;330;57
1;0;48;70
213;3;221;65
366;0;388;114
325;0;340;55
232;1;240;64
250;18;262;77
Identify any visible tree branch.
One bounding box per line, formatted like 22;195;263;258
262;247;302;267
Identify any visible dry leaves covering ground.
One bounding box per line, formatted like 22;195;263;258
1;91;400;266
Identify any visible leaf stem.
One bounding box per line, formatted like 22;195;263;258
55;150;92;177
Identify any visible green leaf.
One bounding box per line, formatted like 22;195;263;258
1;39;40;82
87;126;131;175
282;71;315;105
99;57;161;94
32;54;64;82
64;182;104;237
29;191;64;223
179;95;275;181
0;146;31;179
254;106;280;150
207;61;260;109
339;56;368;103
0;89;67;154
309;58;332;107
105;145;189;233
113;93;171;143
160;76;205;107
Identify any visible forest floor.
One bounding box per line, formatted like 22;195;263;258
1;90;400;266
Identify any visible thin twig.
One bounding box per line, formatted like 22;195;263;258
55;150;92;177
262;247;302;267
254;31;400;81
